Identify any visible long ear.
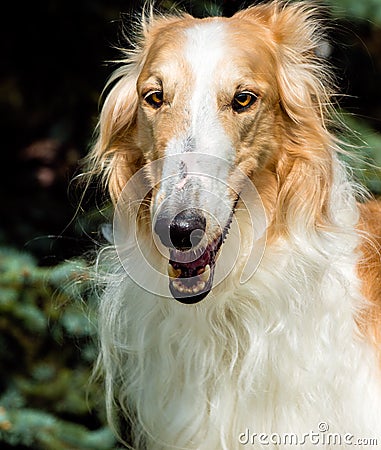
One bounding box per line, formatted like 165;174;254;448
86;10;185;203
274;2;337;233
271;2;333;127
236;2;336;234
86;58;143;203
237;1;333;126
85;5;151;203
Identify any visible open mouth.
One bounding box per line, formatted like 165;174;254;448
167;217;233;304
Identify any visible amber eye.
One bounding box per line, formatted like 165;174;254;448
144;91;164;109
232;92;258;112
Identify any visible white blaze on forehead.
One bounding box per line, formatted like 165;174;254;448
185;20;226;90
184;21;233;160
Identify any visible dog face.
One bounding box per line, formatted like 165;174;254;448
91;4;333;303
136;17;282;302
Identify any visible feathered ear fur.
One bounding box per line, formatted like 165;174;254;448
89;65;142;203
85;10;185;203
237;1;333;126
237;2;336;235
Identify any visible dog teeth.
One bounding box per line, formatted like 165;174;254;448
172;279;206;295
170;263;211;295
193;282;205;294
172;280;184;292
168;264;182;279
199;264;211;283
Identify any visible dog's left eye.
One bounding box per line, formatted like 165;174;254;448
232;92;258;112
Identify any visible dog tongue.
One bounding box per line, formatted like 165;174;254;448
169;248;211;278
167;246;214;304
168;261;214;304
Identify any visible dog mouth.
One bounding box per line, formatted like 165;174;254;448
167;218;232;304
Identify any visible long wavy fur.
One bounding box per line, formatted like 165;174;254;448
87;2;381;449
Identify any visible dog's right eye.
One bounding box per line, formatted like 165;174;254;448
144;91;164;109
232;92;258;113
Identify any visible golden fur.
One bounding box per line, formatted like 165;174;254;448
86;2;381;448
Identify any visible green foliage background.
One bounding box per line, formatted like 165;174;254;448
0;249;118;449
0;0;380;448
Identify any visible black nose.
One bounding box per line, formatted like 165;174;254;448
170;209;206;250
154;208;206;250
154;216;172;248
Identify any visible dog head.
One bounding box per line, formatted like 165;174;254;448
89;2;334;303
